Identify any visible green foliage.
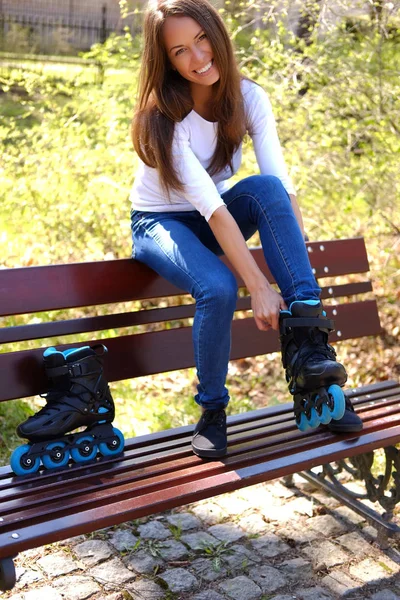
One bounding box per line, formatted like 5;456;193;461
0;400;34;465
82;29;142;68
167;524;183;541
1;66;138;266
200;540;234;572
139;539;164;557
232;1;400;242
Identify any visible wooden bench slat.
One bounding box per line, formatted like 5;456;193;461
251;237;370;280
1;379;396;486
230;395;400;440
0;300;382;403
320;281;372;299
1;416;399;559
1;386;399;507
1;380;397;491
0;282;373;345
1;388;399;521
0;238;370;317
1;386;397;494
0;398;400;526
2;399;400;528
344;380;400;397
1;408;400;532
2;410;348;505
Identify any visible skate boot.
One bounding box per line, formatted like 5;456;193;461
10;344;124;476
279;300;360;432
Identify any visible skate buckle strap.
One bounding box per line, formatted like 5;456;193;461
46;364;70;378
67;359;99;378
68;363;85;377
280;316;335;334
47;362;90;378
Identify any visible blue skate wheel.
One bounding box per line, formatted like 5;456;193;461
71;435;98;463
297;412;311;432
327;384;346;420
307;406;320;430
319;402;333;425
10;445;41;476
42;441;70;470
99;428;125;457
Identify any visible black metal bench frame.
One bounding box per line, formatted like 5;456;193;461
0;236;398;591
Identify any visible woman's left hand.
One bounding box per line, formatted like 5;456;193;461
250;281;287;332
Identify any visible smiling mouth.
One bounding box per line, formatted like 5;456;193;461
194;59;214;75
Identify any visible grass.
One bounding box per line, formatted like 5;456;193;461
0;53;134;86
200;541;235;572
140;539;164;558
168;524;183;541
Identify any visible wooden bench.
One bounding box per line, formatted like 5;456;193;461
0;236;399;591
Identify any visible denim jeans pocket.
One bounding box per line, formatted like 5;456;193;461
131;210;148;234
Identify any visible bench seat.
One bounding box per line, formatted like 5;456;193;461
0;236;398;589
1;379;399;560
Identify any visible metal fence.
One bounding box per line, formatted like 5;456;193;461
0;5;130;53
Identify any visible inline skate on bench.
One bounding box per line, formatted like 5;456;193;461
279;300;362;433
10;344;124;476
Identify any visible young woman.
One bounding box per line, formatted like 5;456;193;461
130;0;362;458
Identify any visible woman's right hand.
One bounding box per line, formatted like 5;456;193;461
250;281;287;331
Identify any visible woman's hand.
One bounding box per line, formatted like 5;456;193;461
250;282;287;331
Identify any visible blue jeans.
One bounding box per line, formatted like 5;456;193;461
131;175;320;410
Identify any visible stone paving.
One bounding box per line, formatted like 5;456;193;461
3;475;400;600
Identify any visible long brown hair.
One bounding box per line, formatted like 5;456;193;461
131;0;247;196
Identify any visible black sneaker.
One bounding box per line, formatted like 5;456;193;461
328;396;363;433
191;409;227;458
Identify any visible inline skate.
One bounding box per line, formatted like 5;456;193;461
279;300;362;432
10;344;124;476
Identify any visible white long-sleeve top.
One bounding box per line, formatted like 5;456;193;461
130;78;295;222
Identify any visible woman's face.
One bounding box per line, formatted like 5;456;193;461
163;15;220;88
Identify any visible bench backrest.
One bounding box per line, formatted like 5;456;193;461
0;237;382;403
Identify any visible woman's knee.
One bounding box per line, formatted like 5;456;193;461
246;174;287;198
243;176;291;219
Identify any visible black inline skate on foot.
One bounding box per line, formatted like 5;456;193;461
280;300;349;432
10;344;124;476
